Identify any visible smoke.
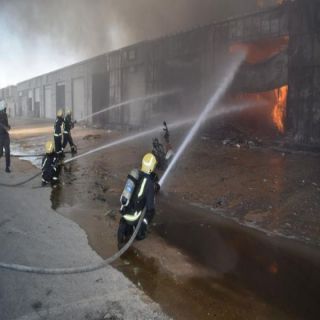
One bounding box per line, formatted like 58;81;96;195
0;0;280;87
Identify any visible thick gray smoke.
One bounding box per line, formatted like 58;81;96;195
0;0;279;87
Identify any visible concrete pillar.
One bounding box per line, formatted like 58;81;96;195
287;0;320;144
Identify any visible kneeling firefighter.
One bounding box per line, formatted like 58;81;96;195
41;141;61;186
117;153;160;248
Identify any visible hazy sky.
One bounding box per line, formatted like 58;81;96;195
0;0;278;88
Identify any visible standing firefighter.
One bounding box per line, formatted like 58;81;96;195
41;141;60;186
62;109;77;154
117;153;160;248
54;109;64;158
0;100;11;173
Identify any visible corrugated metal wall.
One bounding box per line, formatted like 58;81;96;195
6;3;320;145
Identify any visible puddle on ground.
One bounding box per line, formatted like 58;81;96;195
50;178;320;320
44;139;320;320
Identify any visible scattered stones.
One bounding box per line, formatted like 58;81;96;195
214;196;228;208
222;137;262;148
102;302;124;320
244;211;270;223
31;301;42;311
95;195;107;202
82;134;102;140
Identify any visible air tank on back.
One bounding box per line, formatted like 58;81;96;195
120;168;140;209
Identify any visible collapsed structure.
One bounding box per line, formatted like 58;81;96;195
0;0;319;145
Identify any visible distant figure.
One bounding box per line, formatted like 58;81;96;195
54;109;64;158
41;140;60;186
0;100;11;173
63;109;77;154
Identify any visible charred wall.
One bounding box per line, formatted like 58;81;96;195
287;0;320;145
202;4;288;98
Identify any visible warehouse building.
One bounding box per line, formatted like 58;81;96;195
1;0;319;145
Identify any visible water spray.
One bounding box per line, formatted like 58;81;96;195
63;103;253;167
77;89;178;122
159;51;246;187
63;118;190;165
2;93;258;187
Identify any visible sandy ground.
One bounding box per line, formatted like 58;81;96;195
1;119;320;319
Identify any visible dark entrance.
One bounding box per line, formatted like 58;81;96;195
92;72;109;127
56;82;65;112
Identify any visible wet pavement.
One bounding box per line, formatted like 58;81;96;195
52;182;320;320
0;164;169;320
7;122;320;320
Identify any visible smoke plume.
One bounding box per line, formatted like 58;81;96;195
0;0;279;87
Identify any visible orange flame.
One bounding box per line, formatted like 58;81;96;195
272;85;288;133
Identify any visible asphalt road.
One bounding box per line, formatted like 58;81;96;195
0;175;170;320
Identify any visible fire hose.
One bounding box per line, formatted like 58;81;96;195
0;209;145;274
11;153;45;157
0;172;42;187
0;151;80;187
11;150;75;158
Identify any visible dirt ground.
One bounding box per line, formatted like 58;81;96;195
44;121;320;248
4;119;320;320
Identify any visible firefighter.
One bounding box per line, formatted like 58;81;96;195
54;109;64;158
0;100;11;173
62;109;77;154
41;140;60;186
136;153;160;239
119;153;160;243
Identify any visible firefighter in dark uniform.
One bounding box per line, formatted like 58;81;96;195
54;109;64;158
0;100;11;173
41;140;60;186
119;153;160;242
62;109;77;154
137;153;160;240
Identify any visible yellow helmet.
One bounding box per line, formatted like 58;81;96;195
141;153;157;174
45;140;55;154
57;109;64;118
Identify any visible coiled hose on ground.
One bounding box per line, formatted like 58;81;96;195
0;209;145;274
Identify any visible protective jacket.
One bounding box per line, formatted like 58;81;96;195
0;110;11;170
54;117;64;136
41;153;60;184
54;117;64;155
62;114;76;151
63;114;74;133
0;111;10;135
